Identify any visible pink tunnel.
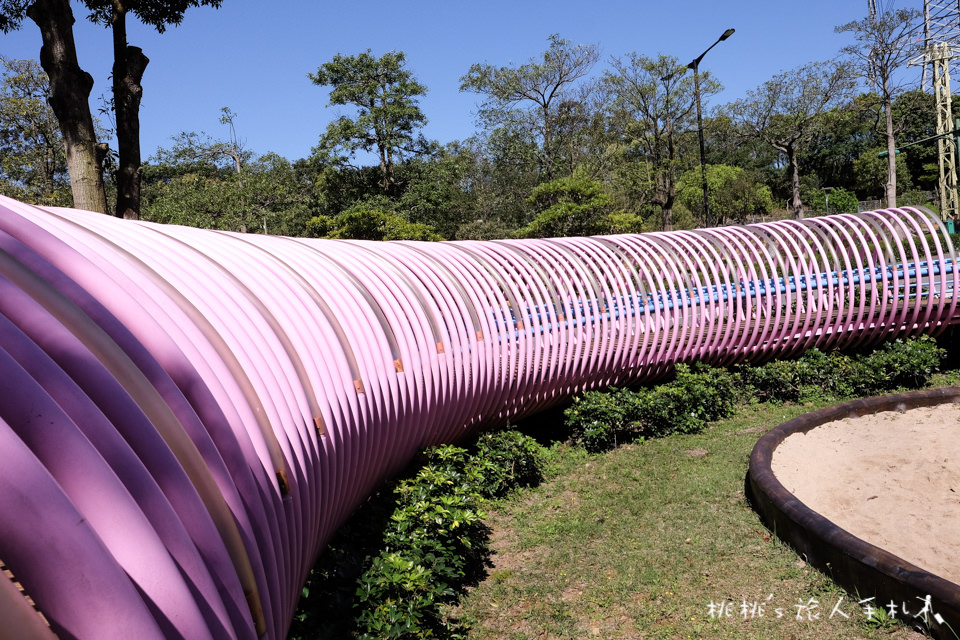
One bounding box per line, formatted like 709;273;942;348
0;194;957;639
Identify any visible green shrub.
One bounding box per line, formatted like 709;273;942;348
851;335;944;395
564;388;636;452
633;363;736;437
352;434;548;638
473;430;545;497
737;337;945;402
354;463;486;637
737;348;852;402
355;552;445;639
632;384;701;437
737;358;804;402
388;453;489;591
564;363;736;451
669;362;737;424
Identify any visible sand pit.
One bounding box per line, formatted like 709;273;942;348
772;404;960;586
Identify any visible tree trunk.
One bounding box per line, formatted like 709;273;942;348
884;90;897;208
653;165;674;232
662;200;674;232
788;145;804;219
111;2;148;220
27;0;108;214
661;120;675;232
541;103;555;180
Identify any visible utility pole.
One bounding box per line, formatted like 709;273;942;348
932;43;960;218
920;1;960;87
910;1;960;219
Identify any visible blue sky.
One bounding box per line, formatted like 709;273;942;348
1;1;909;163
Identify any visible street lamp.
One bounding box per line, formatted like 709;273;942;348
687;28;735;228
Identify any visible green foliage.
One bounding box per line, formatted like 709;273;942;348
730;60;857;218
150;109;252;176
454;218;516;240
307;197;442;241
0;57;71;206
293;430;548;639
676;163;773;225
604;52;718;230
854;335;945;394
352;434;551;638
0;2;28;33
738;337;944;402
569;337;943;454
141;152;311;235
460;34;599;180
634;363;737;437
446;130;540;232
736;348;845;402
85;0;222;32
564;363;736;452
355;553;446;639
853;146;913;199
519;174;617;238
397;152;473;239
891;90;942;191
604;210;648;233
310;50;430;193
670;362;738;423
564;388;633;452
473;430;545;497
387;464;488;593
804;186;860;215
898;188;937;210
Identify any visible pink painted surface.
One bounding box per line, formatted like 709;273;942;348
0;194;957;639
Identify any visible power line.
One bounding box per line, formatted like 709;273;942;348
921;0;960;86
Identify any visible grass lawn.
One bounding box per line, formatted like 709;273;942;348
451;396;937;640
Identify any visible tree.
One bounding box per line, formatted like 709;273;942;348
0;57;71;204
795;93;879;195
151;107;251;177
730;60;856;219
519;174;619;238
889;89;960;191
395;151;471;239
460;34;599;180
1;0;108;213
309;50;431;195
836;7;921;208
85;0;223;219
305;196;442;241
852;146;912;199
2;0;223;218
142;151;311;236
803;186;859;214
676;164;772;225
604;53;716;231
450;129;541;231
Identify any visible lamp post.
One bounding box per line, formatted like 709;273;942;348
687;28;735;228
